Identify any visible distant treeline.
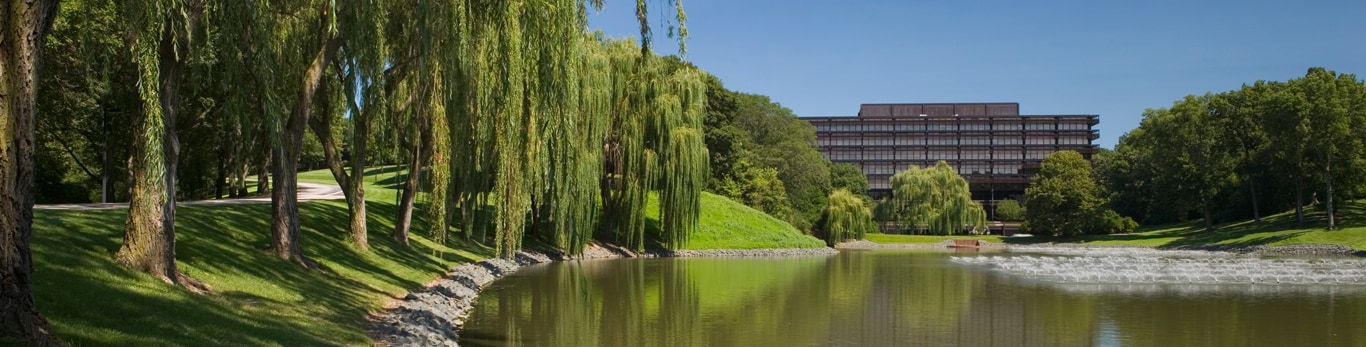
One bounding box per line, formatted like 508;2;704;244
1097;68;1366;230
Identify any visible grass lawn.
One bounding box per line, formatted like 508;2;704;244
864;201;1366;251
30;168;822;345
864;233;1007;244
1056;201;1366;250
647;192;826;250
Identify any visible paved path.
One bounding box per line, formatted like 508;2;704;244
35;182;346;210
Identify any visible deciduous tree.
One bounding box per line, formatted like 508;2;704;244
0;0;65;344
1024;151;1102;236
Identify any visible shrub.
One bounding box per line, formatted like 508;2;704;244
994;199;1025;221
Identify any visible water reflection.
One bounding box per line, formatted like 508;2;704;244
462;250;1366;347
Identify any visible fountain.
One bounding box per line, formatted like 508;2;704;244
950;248;1366;287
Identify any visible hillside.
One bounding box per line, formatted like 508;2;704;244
867;201;1366;251
25;168;821;345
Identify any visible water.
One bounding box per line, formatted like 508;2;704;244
461;250;1366;347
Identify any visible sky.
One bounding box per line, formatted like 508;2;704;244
588;0;1366;149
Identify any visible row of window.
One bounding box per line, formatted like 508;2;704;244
814;121;1091;132
819;136;1091;146
862;163;1025;180
824;149;1065;161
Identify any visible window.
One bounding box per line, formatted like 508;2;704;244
961;122;989;131
1026;136;1055;145
1058;136;1088;145
866;137;894;146
866;150;893;160
1026;122;1055;130
929;150;958;160
928;137;958;146
962;136;989;145
993;150;1023;160
896;150;924;160
993;136;1022;145
962;150;989;160
1059;122;1088;130
831;150;862;161
993;164;1020;175
897;136;925;146
929;122;956;131
895;123;924;131
959;163;989;175
994;122;1022;131
866;164;896;175
1026;149;1051;159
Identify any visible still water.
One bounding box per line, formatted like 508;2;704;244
461;250;1366;347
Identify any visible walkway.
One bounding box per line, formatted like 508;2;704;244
35;182;345;210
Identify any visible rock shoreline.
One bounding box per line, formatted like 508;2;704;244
836;239;1363;257
368;244;838;346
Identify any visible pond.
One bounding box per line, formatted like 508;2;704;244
461;249;1366;347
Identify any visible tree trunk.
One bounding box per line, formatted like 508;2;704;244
116;3;210;291
1294;176;1305;228
1202;207;1213;231
0;1;65;345
1325;158;1335;230
101;109;111;203
270;24;341;264
394;126;427;246
307;79;367;251
1248;180;1260;224
256;148;269;194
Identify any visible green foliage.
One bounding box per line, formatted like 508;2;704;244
820;189;873;245
864;234;1006;244
1103;68;1366;231
734;93;831;231
886;161;986;235
994;199;1025;221
713;158;794;222
829;162;869;196
1024;151;1106;236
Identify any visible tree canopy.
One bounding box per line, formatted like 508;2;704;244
1100;68;1366;230
820;188;872;245
884;161;985;235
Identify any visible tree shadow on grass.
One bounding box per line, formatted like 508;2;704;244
33;210;356;346
31;196;491;345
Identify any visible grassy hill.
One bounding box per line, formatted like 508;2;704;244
868;201;1366;251
647;192;826;250
26;168;822;346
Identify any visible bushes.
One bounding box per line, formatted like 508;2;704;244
994;199;1025;221
1092;210;1139;234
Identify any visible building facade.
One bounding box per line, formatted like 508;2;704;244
801;102;1098;218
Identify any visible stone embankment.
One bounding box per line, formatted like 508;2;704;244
1167;244;1362;257
369;244;837;346
838;239;1363;257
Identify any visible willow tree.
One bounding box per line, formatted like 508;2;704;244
1;1;64;344
596;42;708;251
821;188;872;245
269;0;369;264
887;161;985;235
300;0;387;250
423;0;692;257
385;0;431;245
114;0;211;291
653;65;708;248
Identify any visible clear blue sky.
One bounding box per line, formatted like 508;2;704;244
588;0;1366;149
